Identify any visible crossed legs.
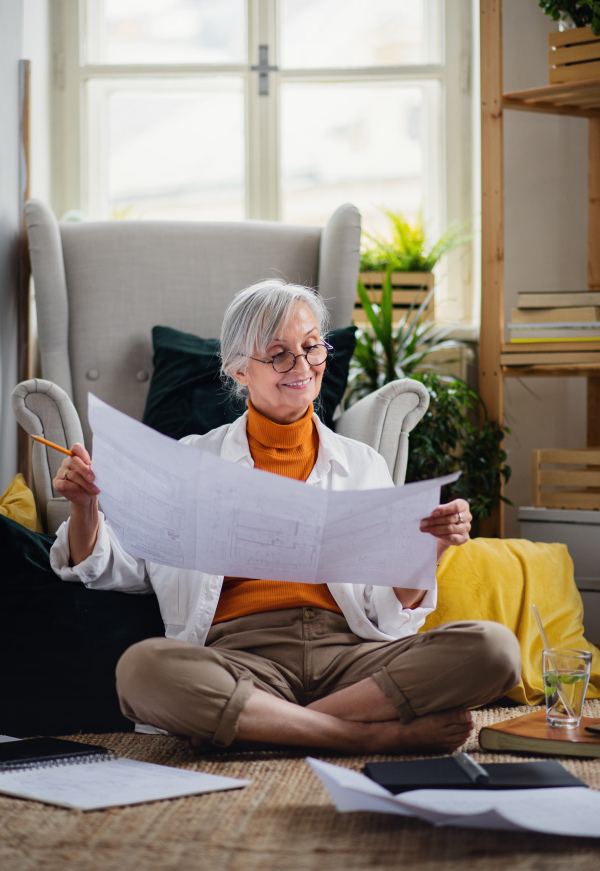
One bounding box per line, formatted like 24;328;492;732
116;616;521;755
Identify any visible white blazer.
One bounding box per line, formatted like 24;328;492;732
51;412;436;644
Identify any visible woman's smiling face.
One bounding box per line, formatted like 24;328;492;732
234;304;325;424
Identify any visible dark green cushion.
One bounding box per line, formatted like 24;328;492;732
0;515;164;736
142;325;357;438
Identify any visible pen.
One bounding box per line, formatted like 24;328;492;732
30;435;74;457
455;752;490;785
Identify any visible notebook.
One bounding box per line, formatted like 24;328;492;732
363;753;584;794
0;736;250;810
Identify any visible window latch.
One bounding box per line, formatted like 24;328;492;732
250;45;278;96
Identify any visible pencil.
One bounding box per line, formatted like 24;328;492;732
30;435;74;457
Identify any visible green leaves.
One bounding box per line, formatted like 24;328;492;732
346;273;464;406
346;287;512;519
404;373;512;522
539;1;600;35
349;206;510;521
359;208;471;274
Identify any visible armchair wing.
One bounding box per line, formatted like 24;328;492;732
335;379;430;486
12;379;84;533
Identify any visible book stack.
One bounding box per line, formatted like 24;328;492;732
507;290;600;359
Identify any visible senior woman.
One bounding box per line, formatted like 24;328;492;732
51;279;520;755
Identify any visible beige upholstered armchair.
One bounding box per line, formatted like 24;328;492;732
12;199;429;533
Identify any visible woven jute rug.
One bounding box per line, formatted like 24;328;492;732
2;701;600;871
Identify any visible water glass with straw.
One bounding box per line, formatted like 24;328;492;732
532;604;591;728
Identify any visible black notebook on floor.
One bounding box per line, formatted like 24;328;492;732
0;737;111;769
363;753;584;793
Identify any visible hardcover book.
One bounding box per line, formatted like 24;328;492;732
478;711;600;758
510;306;600;324
517;291;600;308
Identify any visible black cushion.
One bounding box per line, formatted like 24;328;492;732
0;515;164;736
142;325;357;438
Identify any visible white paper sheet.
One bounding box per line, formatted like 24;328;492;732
88;395;459;588
0;755;250;811
307;758;600;838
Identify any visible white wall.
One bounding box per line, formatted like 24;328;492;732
22;0;53;204
501;1;588;537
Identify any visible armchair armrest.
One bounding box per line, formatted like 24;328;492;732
335;379;430;486
12;379;85;533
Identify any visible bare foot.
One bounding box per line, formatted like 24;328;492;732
187;737;214;756
366;706;473;755
186;705;473;756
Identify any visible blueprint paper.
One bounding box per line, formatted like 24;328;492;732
88;394;458;588
307;758;600;838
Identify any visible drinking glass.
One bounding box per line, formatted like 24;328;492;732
543;648;592;727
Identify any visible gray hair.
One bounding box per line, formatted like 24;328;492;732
220;279;330;399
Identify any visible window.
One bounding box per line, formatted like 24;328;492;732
52;0;476;321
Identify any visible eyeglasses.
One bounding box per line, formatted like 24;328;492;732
249;341;333;374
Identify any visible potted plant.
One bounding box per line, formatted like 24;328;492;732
346;274;464;405
404;373;511;524
356;208;470;326
539;1;600;34
541;3;600;84
344;273;511;523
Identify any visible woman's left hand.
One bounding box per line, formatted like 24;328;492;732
420;498;471;563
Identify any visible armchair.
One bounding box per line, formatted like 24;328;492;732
13;199;429;533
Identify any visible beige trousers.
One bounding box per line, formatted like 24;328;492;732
116;608;521;747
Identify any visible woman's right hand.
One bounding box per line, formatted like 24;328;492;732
53;443;100;507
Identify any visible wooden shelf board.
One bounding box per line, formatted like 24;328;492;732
503;79;600;117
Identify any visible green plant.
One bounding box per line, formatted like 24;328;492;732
345;272;464;405
539;1;600;35
405;372;512;522
344;271;511;521
360;208;470;273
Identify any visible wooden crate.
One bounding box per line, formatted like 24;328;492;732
531;447;600;510
354;271;434;328
548;26;600;85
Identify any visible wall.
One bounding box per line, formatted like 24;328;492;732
23;0;52;205
501;0;588;537
0;0;23;492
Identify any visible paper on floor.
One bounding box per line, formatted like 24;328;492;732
307;757;600;838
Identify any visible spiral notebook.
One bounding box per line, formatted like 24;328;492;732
0;735;250;810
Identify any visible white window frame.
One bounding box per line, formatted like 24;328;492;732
49;0;478;324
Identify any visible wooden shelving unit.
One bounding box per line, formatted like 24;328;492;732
480;1;600;536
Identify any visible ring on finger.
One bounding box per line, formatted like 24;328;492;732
458;512;462;524
63;469;69;480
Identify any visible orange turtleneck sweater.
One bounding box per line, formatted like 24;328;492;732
212;400;342;624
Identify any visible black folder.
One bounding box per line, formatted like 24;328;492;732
363;754;584;794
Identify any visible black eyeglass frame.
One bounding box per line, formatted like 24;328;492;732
248;341;334;374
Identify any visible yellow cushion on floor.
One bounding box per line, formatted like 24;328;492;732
421;537;600;705
0;473;42;532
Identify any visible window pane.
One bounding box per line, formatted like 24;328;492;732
86;78;245;221
85;0;246;65
280;82;440;239
279;0;441;69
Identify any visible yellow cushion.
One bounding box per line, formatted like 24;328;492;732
420;538;600;705
0;473;42;532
